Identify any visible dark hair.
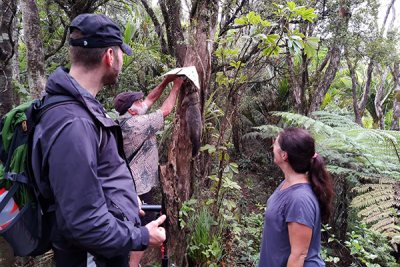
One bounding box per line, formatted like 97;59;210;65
69;28;119;70
278;127;334;223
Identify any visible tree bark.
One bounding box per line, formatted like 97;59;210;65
0;0;16;263
348;61;362;125
286;54;305;114
305;1;351;117
21;0;46;100
12;7;21;106
0;0;15;119
159;1;219;265
307;45;341;116
347;59;374;126
231;94;240;153
375;65;389;130
391;63;400;130
358;60;374;116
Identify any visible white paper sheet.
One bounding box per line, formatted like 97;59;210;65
162;66;200;89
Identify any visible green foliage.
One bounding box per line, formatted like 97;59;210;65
12;79;30;102
235;4;320;59
320;225;341;264
236;209;265;266
245;111;400;246
345;223;399;267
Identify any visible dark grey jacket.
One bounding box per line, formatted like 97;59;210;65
31;67;149;264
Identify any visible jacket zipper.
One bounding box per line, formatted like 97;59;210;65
111;201;128;221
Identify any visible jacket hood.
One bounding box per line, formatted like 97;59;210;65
45;66;117;128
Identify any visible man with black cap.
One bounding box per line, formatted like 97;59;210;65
114;75;183;266
31;14;166;267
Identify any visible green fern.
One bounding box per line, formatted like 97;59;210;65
245;111;400;240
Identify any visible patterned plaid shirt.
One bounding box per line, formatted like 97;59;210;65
120;109;164;195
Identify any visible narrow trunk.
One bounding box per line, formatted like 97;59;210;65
12;7;21;106
358;60;374;114
231;95;240;153
0;0;15;118
375;65;389;130
307;45;341;116
391;62;400;130
21;0;47;100
347;61;362;125
286;54;304;114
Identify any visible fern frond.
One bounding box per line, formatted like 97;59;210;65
370;217;396;231
357;200;394;217
351;188;393;208
354;184;394;194
312;111;362;131
242;125;283;140
361;208;393;224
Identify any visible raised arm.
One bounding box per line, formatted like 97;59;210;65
144;74;177;109
160;77;184;117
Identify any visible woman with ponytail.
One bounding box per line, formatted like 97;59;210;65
258;127;333;267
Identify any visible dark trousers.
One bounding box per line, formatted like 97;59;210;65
53;247;129;267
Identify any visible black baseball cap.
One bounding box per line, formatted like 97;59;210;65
69;13;133;56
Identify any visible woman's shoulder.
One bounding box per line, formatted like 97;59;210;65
288;184;318;202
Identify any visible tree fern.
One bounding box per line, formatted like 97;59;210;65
245;111;400;240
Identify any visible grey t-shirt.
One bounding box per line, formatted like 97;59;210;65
258;181;325;267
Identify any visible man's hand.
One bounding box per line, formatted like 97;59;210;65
138;196;145;217
144;74;177;109
164;74;177;84
160;77;184;117
145;215;167;247
173;77;184;88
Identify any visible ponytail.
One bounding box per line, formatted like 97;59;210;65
308;156;334;223
278;127;334;224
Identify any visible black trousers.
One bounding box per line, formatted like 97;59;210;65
53;247;129;267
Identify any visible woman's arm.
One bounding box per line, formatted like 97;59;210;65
287;222;312;267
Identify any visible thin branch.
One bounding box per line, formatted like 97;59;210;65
382;0;396;31
44;25;69;60
139;0;169;55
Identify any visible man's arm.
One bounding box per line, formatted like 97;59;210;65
286;222;312;267
144;74;177;109
160;78;184;118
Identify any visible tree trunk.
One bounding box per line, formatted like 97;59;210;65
391;63;400;130
0;0;15;118
286;54;305;114
160;1;219;266
231;94;240;153
348;61;362;125
21;0;46;100
347;59;374;126
0;1;16;263
12;7;21;106
307;45;341;116
375;65;389;130
358;60;374;117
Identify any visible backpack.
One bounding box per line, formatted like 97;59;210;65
0;94;77;256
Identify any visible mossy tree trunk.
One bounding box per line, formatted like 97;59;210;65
21;0;46;100
0;0;16;119
155;1;219;265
